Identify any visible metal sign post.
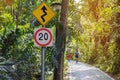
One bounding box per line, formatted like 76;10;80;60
42;1;46;80
41;47;45;80
41;26;45;80
32;1;55;80
34;28;53;80
41;25;45;80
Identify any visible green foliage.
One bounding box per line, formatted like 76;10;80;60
45;47;58;71
0;0;60;79
67;0;120;77
1;0;120;79
0;56;19;80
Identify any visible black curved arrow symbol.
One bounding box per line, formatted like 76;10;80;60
41;6;47;22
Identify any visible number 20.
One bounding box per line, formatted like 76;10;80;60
39;33;48;40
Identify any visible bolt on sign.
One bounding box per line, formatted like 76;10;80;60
32;2;55;26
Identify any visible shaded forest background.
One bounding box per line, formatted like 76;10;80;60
0;0;120;80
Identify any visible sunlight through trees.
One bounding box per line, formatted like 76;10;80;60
0;0;120;79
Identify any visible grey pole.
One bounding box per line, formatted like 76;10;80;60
41;0;46;79
41;25;46;80
41;47;45;80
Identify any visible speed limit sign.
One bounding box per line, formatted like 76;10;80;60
34;28;53;47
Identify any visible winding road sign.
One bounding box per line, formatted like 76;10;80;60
32;2;55;26
34;28;53;47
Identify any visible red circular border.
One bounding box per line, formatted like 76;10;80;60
34;28;52;47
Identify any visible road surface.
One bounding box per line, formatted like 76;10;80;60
66;60;114;80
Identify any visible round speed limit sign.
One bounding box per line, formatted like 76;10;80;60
34;28;53;47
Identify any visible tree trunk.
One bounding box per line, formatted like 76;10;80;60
112;0;120;74
53;0;69;80
16;0;21;29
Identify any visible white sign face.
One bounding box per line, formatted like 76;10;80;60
34;28;53;47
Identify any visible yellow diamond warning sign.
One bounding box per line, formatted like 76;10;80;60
32;2;55;26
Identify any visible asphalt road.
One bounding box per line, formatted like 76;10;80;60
66;60;115;80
